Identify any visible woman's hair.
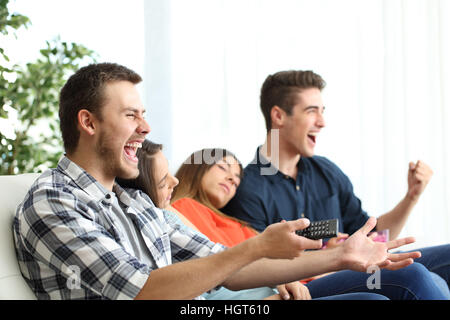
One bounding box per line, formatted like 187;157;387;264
116;139;163;207
172;148;246;223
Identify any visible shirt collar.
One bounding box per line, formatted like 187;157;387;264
250;146;306;183
249;146;282;183
113;182;138;209
57;155;114;203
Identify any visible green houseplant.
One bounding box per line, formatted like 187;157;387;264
0;0;96;174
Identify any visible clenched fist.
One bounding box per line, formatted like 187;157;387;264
407;161;433;202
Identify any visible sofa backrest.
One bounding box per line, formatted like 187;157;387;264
0;173;40;300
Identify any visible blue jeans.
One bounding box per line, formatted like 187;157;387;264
315;293;388;300
405;244;450;297
305;262;448;300
409;244;450;285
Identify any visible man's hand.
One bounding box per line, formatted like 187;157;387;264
339;217;421;272
256;219;322;260
277;281;311;300
407;160;433;202
324;233;349;249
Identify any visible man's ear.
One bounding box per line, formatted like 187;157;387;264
270;105;285;128
77;109;97;136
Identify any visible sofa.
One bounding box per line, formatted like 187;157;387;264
0;173;39;300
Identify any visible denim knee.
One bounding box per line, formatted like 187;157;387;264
413;244;450;284
381;262;448;300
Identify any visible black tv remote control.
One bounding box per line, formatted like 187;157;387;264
295;219;339;240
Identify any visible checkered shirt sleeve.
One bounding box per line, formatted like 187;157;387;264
13;173;150;299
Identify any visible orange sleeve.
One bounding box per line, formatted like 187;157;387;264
172;198;256;247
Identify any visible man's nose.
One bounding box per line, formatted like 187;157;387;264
138;118;151;135
317;111;325;128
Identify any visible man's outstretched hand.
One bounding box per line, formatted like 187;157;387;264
339;217;421;272
257;218;323;260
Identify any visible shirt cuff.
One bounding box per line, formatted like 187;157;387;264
101;260;151;300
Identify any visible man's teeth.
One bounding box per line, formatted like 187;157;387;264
125;142;142;149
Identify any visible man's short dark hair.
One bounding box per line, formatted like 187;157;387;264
59;63;142;154
260;70;326;132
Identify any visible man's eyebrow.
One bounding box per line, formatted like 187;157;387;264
304;105;325;112
124;107;146;114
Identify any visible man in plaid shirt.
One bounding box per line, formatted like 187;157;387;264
13;63;421;300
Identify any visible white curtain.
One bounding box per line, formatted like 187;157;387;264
144;0;450;249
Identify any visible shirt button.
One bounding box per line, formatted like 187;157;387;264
285;175;289;179
301;213;305;218
105;194;111;199
296;185;300;191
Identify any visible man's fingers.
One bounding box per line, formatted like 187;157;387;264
289;218;310;231
274;219;322;251
377;257;414;271
287;219;324;249
387;237;416;250
388;251;421;262
409;160;433;177
277;286;290;300
302;286;312;300
299;237;323;250
369;232;378;240
383;258;414;271
359;217;377;236
377;260;391;269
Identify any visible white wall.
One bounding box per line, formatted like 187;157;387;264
3;0;145;89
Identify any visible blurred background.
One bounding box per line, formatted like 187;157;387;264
1;0;449;249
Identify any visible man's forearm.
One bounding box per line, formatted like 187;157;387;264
377;195;418;240
135;218;324;299
377;160;432;240
223;248;343;291
135;237;262;300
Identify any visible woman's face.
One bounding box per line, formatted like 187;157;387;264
153;150;179;208
200;156;241;209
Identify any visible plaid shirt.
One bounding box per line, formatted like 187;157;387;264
13;156;225;300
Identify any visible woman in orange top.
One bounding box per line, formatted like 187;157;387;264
171;148;257;247
170;197;256;248
171;147;309;299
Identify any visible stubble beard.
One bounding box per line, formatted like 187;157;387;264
96;130;139;181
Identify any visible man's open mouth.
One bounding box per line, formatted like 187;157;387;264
307;132;318;144
124;142;142;162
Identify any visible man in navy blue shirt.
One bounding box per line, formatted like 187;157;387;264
223;70;450;289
